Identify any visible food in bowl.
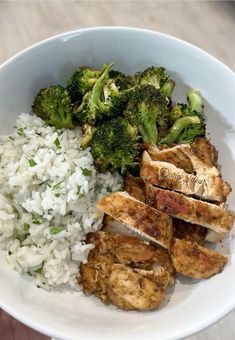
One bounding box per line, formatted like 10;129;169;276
0;62;233;311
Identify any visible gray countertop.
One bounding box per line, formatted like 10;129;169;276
0;1;234;339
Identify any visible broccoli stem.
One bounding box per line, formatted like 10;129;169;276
161;79;175;97
91;63;114;108
138;123;158;145
160;116;200;145
187;89;203;113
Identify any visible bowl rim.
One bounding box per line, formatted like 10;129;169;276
0;26;234;340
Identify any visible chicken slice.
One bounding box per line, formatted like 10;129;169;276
86;231;175;282
146;144;194;173
141;151;231;203
191;138;218;168
96;192;173;249
171;238;228;279
124;173;145;202
108;264;165;310
145;184;234;233
79;231;173;310
173;219;207;245
205;230;225;243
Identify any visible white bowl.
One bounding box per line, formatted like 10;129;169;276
0;27;235;340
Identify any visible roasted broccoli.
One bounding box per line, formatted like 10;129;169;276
80;124;97;149
123;85;170;145
67;66;101;103
73;63;132;125
137;66;175;97
90;117;140;173
32;85;74;129
109;70;134;90
160;89;205;145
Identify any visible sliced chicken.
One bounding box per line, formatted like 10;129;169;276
145;184;234;233
108;264;165;310
146;138;218;172
146;144;194;173
191;138;218;168
205;230;225;243
173;219;207;245
96;192;173;249
124;173;145;202
79;231;174;310
171;238;228;279
141;151;231;203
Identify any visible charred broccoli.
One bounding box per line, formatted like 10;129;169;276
73;64;131;125
109;70;134;90
90;117;140;173
137;66;175;97
32;85;74;129
123;85;170;145
160;89;205;145
67;66;101;103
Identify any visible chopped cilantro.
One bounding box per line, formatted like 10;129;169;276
32;218;41;225
50;226;64;234
54;137;61;149
17;128;25;136
81;168;92;177
8;136;15;141
23;223;30;232
13;206;20;219
28;159;37;167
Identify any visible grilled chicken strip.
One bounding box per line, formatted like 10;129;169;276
171;238;228;279
108;264;165;310
96;192;173;249
205;230;225;243
141;151;231;203
173;219;207;245
146;137;218;172
124;173;145;202
146;144;194;173
191;138;218;168
145;184;234;233
79;231;174;310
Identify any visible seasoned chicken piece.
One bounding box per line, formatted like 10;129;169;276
86;231;175;282
146;137;218;172
205;230;225;243
79;231;174;310
145;184;234;233
146;144;194;173
96;192;173;249
191;138;218;168
173;219;207;245
171;238;228;279
124;173;145;202
108;264;165;310
141;151;231;203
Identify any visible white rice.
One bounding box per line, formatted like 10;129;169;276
0;113;123;289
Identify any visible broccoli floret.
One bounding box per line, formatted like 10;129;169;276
176;123;205;144
73;63;113;125
123;85;170;145
160;116;202;145
73;63;131;125
187;89;203;113
109;70;134;90
138;67;175;97
80;124;97;149
161;79;175;97
67;66;101;103
160;89;205;145
90;117;140;173
32;85;74;129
